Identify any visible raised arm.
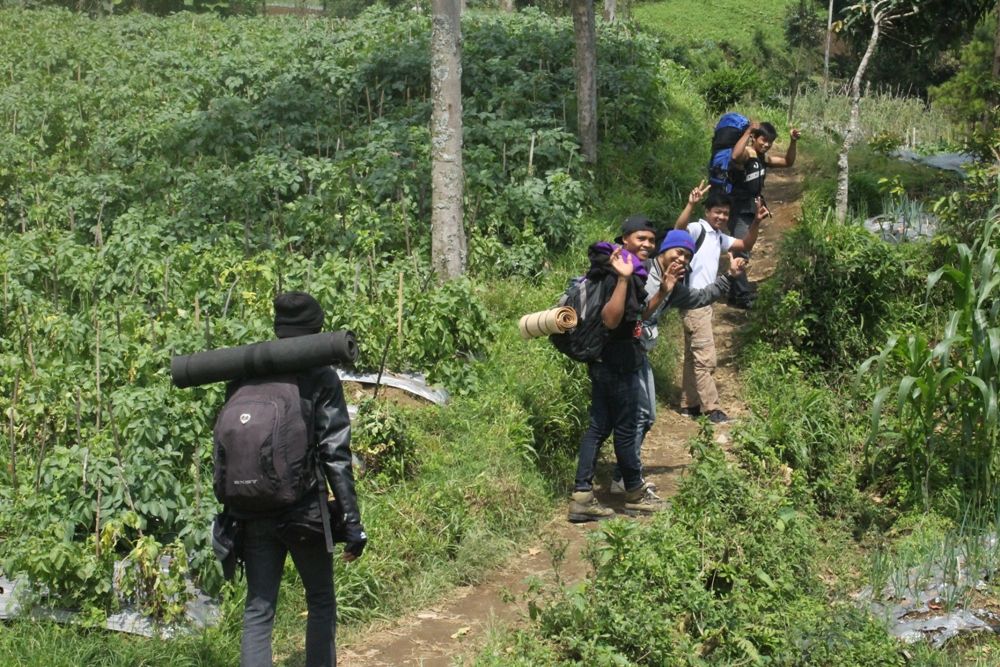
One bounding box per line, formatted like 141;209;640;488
729;122;758;166
601;249;633;329
766;128;799;168
729;200;770;254
643;258;681;320
659;259;747;312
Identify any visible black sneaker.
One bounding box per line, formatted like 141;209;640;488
679;405;701;418
706;409;730;424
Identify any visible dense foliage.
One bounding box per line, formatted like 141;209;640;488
0;4;675;626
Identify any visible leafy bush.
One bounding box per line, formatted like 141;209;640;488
477;430;903;666
698;64;762;114
735;344;866;519
748;202;930;371
351;398;416;482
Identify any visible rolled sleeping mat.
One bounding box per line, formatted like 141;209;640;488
171;330;359;388
518;307;578;340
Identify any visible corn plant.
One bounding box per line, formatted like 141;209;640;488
861;211;1000;509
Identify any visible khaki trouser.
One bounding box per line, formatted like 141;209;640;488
681;305;720;412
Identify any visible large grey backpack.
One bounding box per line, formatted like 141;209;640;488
213;376;314;513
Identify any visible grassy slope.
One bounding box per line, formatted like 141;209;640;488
633;0;798;52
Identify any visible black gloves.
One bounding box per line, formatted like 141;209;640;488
343;521;368;559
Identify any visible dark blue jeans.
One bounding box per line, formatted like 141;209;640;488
574;361;644;492
728;204;755;304
612;355;655;483
241;517;336;667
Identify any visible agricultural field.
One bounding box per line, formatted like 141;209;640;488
1;1;999;666
633;0;801;53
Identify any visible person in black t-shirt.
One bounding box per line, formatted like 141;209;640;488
567;243;667;523
726;122;800;308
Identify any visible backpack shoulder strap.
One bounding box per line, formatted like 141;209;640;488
689;223;707;254
694;226;707;254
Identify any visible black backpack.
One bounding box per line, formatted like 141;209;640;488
549;277;609;362
213;376;316;513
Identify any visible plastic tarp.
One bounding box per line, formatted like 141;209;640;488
0;563;219;639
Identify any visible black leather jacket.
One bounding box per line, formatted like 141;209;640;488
298;366;362;526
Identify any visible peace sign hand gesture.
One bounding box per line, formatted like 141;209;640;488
688;180;710;206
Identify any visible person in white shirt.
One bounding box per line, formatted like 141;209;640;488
673;182;769;423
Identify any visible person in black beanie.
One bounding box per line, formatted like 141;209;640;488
238;291;366;667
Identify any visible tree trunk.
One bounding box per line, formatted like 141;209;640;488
603;0;616;22
430;0;467;280
572;0;598;164
788;69;801;124
835;11;883;223
991;3;1000;130
823;0;835;93
500;0;515;11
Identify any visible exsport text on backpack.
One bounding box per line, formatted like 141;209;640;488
549;277;609;362
213;376;315;513
708;112;750;193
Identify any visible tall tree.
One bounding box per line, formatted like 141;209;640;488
500;0;515;11
603;0;616;22
831;0;993;93
835;0;920;223
993;2;1000;130
571;0;598;163
823;0;835;92
430;0;467;279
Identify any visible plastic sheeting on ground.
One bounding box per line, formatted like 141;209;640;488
891;149;975;176
0;564;220;639
864;210;938;243
856;534;1000;648
336;369;449;406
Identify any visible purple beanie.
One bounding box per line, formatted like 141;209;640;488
656;229;696;256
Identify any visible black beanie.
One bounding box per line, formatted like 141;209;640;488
274;291;325;339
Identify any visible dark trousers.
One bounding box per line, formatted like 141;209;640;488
574;361;644;492
612;355;655;483
728;202;756;304
241;518;336;667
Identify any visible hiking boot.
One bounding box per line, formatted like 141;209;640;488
567;490;615;523
610;479;657;495
706;409;730;424
679;405;701;419
623;486;668;514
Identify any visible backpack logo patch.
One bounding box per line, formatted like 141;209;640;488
240;413;251;424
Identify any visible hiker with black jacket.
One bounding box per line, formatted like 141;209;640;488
233;292;367;667
726;122;799;308
567;243;667;522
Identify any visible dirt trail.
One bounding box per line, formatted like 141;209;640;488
339;171;803;667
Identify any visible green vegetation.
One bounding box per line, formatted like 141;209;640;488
0;4;706;662
634;0;798;54
3;0;1000;664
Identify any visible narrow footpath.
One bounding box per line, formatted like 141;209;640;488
339;171;803;667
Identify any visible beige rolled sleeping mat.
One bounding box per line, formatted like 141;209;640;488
518;307;578;339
